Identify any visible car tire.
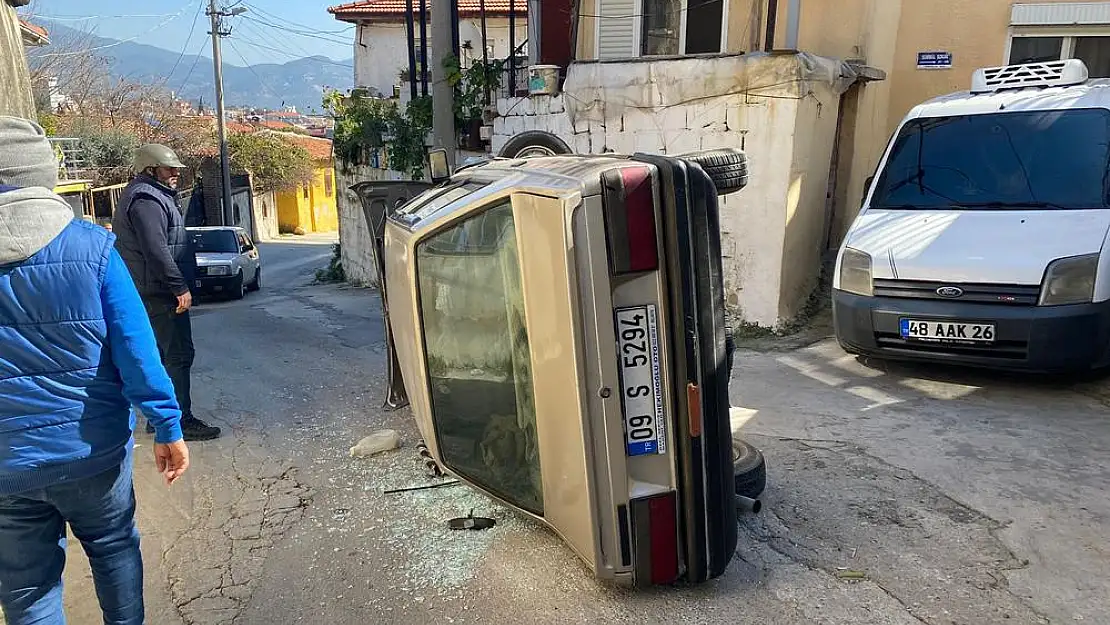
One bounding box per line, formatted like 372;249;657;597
498;131;573;158
230;271;246;300
681;148;749;195
248;268;261;292
732;438;766;499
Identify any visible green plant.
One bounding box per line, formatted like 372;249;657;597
227;132;314;192
323;89;431;180
315;243;346;283
444;56;504;123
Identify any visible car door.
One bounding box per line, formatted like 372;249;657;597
242;233;260;277
351;180;433;410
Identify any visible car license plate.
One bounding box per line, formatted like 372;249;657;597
900;319;995;343
615;305;666;456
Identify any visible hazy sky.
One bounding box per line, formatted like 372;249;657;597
19;0;355;66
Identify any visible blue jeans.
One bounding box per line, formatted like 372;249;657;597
0;460;143;624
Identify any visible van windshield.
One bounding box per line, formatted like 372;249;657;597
870;109;1110;210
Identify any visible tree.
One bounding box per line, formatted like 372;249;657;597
228;132;314;192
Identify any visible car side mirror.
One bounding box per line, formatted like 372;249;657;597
428;148;451;183
864;175;875;202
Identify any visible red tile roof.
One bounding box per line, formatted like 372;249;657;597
274;132;334;161
227;121;254;133
329;0;526;21
19;19;50;44
258;120;294;130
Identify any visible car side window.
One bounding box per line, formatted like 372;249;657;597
415;199;543;515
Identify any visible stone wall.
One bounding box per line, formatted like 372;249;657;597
489;54;849;327
335;162;409;287
0;4;35;119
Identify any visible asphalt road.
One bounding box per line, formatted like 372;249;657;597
39;234;1110;624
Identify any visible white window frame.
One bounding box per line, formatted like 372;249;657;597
1005;29;1110;65
594;0;730;59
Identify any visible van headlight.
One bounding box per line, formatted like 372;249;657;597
207;265;232;276
1040;254;1098;306
838;248;873;297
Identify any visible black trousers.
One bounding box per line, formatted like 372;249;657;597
144;298;195;420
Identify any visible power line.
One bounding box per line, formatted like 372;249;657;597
165;0;207;84
235;19;317;63
232;37;352;68
35;1;196;58
241;14;352;46
225;37;274;97
175;39;210;94
241;2;355;35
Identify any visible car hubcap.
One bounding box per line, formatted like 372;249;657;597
515;145;557;158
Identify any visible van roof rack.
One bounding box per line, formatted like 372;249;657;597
971;59;1089;94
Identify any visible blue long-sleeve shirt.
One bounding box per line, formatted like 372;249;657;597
102;248;183;444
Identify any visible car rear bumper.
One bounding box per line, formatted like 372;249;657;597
192;273;239;295
833;289;1110;372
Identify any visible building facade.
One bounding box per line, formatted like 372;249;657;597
274;134;340;234
329;0;529;98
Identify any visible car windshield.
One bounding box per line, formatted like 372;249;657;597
190;230;239;253
870;109;1110;210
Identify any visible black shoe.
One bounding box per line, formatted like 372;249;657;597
145;422;155;434
181;417;222;441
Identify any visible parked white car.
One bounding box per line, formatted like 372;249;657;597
188;227;261;300
834;59;1110;372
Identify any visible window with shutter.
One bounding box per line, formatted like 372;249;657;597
596;0;638;59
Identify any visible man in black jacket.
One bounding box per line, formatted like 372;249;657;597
113;144;221;441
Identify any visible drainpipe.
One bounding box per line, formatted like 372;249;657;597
785;0;801;50
763;0;777;51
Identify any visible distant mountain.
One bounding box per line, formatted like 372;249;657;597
30;21;353;113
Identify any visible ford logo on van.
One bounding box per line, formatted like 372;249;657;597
936;286;964;298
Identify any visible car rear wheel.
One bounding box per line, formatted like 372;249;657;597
732;439;766;498
248;267;261;292
230;271;246;300
498;131;573;158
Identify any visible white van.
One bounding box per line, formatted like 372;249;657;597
834;59;1110;372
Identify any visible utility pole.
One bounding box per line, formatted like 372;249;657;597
431;0;456;168
207;1;246;224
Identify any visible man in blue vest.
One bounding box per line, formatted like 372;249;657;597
0;116;191;623
114;144;221;441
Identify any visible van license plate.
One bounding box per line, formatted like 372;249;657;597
615;305;666;456
900;319;995;343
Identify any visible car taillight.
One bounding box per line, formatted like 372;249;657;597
602;166;658;275
631;491;679;585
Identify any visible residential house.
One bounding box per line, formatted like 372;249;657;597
328;0;529;97
485;0;1110;327
272;133;340;234
18;18;48;47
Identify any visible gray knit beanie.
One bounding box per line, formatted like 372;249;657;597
0;116;58;190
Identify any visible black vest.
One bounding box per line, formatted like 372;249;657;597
113;175;191;299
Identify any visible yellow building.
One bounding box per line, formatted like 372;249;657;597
274;133;339;233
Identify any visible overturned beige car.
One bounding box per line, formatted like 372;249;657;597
354;148;762;586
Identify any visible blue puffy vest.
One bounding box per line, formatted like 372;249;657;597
0;220;134;495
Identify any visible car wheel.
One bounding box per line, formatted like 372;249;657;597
230;271;246;300
732;439;766;499
681;148;749;195
498;131;573;158
248;267;261;292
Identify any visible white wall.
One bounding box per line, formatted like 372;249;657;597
491;54;847;327
336;162;409;287
354;17;528;97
